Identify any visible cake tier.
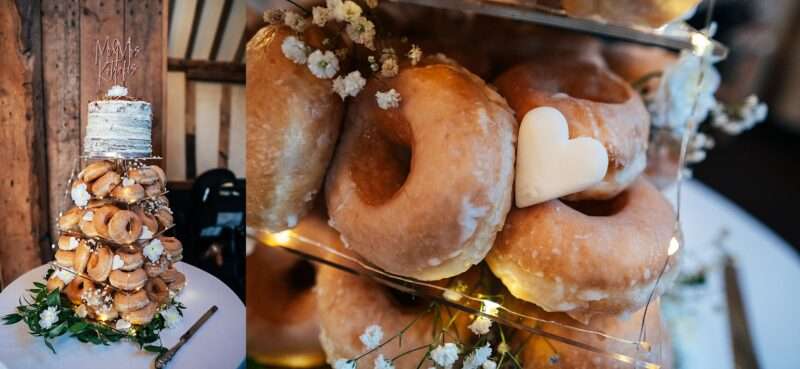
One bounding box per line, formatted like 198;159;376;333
85;100;153;158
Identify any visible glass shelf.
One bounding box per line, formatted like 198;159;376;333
248;213;673;369
388;0;728;59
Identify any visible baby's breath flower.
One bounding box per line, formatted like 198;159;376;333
263;9;285;24
332;71;367;99
482;360;497;369
346;16;376;49
380;57;399;78
333;359;356;369
333;0;362;22
307;50;340;79
468;316;492;335
431;343;459;369
115;318;132;332
376;89;401;110
365;0;379;8
408;45;422;65
284;11;308;32
281;36;309;64
374;354;394;369
463;344;492;369
359;324;383;350
497;342;510;354
312;6;331;27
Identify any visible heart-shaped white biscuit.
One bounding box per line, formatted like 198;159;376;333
515;107;608;207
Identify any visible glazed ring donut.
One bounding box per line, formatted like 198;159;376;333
80;161;113;182
73;240;93;274
109;268;147;291
64;276;95;305
133;207;159;236
495;57;649;200
326;61;516;281
108;210;143;244
166;271;186;293
86;246;114;282
92;205;119;239
316;266;468;367
46;276;66;292
144;257;168;277
116;249;144;271
78;210;99;237
113;289;150;313
54;250;75;268
111;183;145;204
122;302;158;325
149;165;167;186
160;236;183;262
144;277;171;305
562;0;701;27
128;167;159;185
86;199;113;209
247;25;344;232
155;208;173;229
57;235;80;251
486;178;679;322
513;299;672;369
144;184;162;198
91;171;121;198
58;207;83;232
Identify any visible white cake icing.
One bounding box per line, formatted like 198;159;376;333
84;96;152;158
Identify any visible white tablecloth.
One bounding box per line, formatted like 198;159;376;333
669;180;800;369
0;262;245;369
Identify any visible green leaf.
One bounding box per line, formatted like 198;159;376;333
45;291;60;307
48;321;68;338
68;321;89;334
144;345;167;353
43;339;56;354
2;313;23;325
33;282;46;289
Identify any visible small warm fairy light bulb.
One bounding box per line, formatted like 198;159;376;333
690;32;712;56
266;230;293;246
481;300;500;317
667;237;681;256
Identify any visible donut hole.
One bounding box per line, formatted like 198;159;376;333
286;259;317;292
563;191;629;217
386;286;428;311
351;121;412;206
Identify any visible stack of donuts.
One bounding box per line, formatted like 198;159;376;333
49;160;186;326
249;2;693;368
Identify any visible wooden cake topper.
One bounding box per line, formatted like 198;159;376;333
95;36;141;86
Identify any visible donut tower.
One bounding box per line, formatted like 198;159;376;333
47;85;186;328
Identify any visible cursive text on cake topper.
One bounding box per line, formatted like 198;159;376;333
95;37;141;85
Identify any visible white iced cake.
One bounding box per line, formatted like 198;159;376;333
84;85;153;158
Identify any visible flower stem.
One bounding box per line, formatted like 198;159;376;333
353;303;433;361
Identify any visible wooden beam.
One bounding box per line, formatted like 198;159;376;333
42;0;81;253
167;58;244;84
233;28;246;64
0;0;49;283
209;0;233;61
184;0;205;60
218;84;232;168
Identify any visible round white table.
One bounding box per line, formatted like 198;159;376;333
0;262;245;369
668;180;800;369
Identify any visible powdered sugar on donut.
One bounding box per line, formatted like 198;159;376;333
458;198;488;243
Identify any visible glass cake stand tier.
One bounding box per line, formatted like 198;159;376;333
249;213;675;369
387;0;728;59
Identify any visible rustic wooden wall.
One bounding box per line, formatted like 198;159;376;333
0;0;49;285
0;0;166;285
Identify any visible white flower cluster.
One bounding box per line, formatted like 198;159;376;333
333;71;366;99
359;324;383;350
143;239;164;262
462;344;492;369
115;318;132;332
312;0;375;50
333;359;356;369
161;306;183;328
374;354;395;369
431;343;460;369
53;268;75;284
710;94;768;135
284;11;308;32
651;50;720;130
468;316;492;335
376;89;401;110
408;45;423;66
71;182;91;207
308;50;340;79
380;49;399;78
107;85;128;97
39;306;59;329
281;36;309;65
685;132;715;163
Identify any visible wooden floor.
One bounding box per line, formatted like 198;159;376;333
695;120;800;254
